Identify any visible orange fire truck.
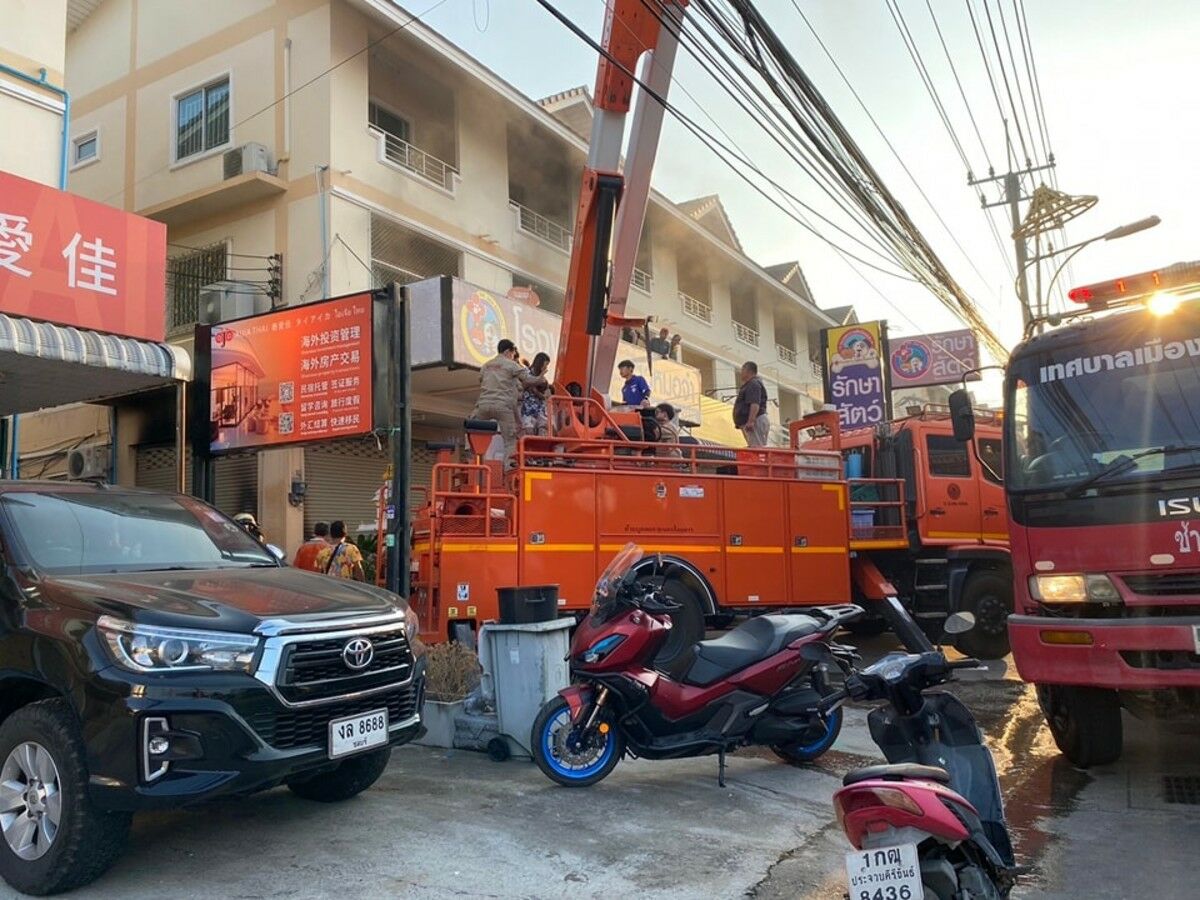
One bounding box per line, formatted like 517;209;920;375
799;407;1012;658
401;0;955;665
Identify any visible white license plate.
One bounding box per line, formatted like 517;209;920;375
845;843;923;900
328;708;389;759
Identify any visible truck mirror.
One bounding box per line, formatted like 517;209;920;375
948;390;975;442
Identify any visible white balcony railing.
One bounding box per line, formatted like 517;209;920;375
632;267;653;294
733;320;760;347
809;358;824;379
776;343;797;365
680;291;712;324
511;201;572;252
371;127;457;192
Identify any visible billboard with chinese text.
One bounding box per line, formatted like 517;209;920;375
888;328;980;388
821;320;890;428
449;279;701;422
0;169;166;342
207;294;374;452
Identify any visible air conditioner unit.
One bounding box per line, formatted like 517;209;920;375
223;142;273;180
199;280;271;324
67;445;109;481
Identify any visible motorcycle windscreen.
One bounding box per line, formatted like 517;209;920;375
867;692;1015;868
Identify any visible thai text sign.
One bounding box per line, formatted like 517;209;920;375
209;294;373;452
0;169;166;342
888;328;980;388
450;279;701;422
822;321;889;428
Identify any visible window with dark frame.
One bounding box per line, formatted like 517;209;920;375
926;434;971;478
368;100;411;144
176;77;230;161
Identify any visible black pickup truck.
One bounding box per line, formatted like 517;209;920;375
0;481;426;895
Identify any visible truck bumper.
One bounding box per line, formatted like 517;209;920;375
1009;614;1200;690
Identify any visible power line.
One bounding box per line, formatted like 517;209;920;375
965;0;1015;167
924;0;993;173
995;0;1041;165
981;0;1032;165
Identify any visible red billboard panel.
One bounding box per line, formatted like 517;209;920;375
209;294;373;452
0;169;166;342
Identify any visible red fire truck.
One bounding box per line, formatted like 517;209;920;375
800;407;1011;659
951;262;1200;765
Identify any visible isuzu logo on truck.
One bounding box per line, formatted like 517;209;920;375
1157;497;1200;517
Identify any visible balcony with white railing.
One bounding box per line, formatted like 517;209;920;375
776;343;797;366
370;127;458;193
632;267;653;294
511;201;572;252
680;291;712;324
809;358;824;380
733;320;760;348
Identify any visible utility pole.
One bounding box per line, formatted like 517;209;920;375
969;160;1055;329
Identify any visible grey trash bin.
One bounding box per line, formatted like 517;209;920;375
478;617;573;758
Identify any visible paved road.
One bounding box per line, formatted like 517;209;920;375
6;637;1197;898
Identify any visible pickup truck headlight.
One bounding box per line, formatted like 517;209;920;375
405;608;420;643
98;616;259;673
1029;573;1120;603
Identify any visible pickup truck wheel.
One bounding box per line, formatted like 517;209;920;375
287;747;391;802
1038;685;1123;767
0;699;130;896
954;570;1012;660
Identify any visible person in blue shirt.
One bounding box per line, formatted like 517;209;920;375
618;359;651;407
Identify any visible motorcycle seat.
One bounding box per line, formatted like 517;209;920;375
682;614;824;686
842;763;951;786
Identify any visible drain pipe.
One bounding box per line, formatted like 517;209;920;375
0;64;70;479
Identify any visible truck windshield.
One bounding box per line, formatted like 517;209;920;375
1005;310;1200;493
0;491;277;575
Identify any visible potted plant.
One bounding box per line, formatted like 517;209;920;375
417;641;481;748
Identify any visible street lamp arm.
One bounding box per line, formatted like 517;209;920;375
1044;243;1091;309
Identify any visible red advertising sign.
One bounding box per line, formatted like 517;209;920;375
0;169;166;342
209;294;373;452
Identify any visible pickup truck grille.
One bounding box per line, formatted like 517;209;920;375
249;685;419;750
276;627;413;703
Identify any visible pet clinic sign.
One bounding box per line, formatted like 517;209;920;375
821;321;890;427
0;169;166;342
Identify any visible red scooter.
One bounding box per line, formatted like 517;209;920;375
531;544;861;787
820;598;1018;899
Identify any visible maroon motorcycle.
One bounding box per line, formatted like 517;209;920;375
531;544;861;787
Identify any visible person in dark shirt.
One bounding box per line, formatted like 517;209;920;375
732;361;771;447
648;327;672;358
618;360;651;407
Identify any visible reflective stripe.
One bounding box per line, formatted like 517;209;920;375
440;543;518;552
726;546;785;554
790;546;847;555
524;543;594;552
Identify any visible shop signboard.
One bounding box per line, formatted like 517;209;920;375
448;279;702;422
821;320;890;428
206;293;374;453
888;328;980;388
0;169;166;342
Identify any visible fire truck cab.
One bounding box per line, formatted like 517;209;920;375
800;406;1012;658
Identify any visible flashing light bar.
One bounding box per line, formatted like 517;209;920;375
1068;261;1200;306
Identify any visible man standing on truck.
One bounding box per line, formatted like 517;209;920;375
734;361;771;447
618;359;652;407
473;338;546;467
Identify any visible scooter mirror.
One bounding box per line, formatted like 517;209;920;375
943;611;976;635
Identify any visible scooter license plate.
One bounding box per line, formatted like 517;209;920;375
844;843;923;900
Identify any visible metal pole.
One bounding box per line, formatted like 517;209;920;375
1008;171;1031;328
175;381;188;493
386;283;411;597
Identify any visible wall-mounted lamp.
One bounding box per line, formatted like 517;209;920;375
288;473;307;507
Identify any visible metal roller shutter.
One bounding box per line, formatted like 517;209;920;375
303;440;434;536
134;446;257;518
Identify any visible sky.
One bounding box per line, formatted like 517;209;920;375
412;0;1200;368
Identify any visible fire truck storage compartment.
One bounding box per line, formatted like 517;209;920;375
497;584;559;624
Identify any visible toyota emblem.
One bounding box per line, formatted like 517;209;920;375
342;637;375;671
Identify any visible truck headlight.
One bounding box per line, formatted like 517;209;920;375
98;616;259;673
1029;573;1120;603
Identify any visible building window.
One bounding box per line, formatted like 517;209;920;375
175;76;231;161
926;434;971;478
368;100;410;144
166;243;228;332
71;130;99;168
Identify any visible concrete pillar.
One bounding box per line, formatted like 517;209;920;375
259;447;306;557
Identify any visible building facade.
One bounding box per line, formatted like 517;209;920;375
34;0;840;555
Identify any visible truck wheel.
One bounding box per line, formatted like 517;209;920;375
1038;685;1123;767
287;747;391;802
955;569;1012;660
0;699;131;896
649;579;705;677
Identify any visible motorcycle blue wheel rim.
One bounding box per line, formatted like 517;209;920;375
542;707;615;779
